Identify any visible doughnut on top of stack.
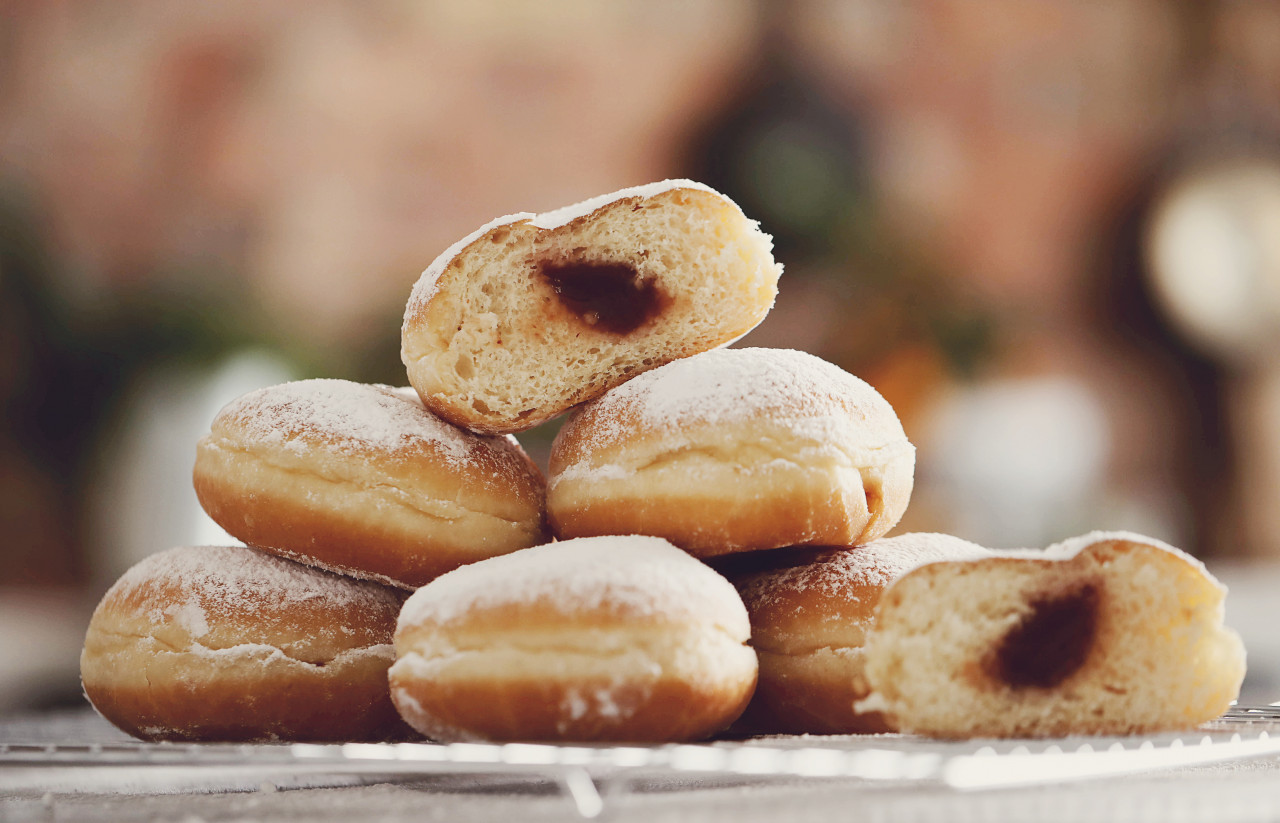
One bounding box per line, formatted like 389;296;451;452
401;179;782;434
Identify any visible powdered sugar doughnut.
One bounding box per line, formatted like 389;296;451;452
401;180;781;434
727;533;989;734
389;535;757;742
80;545;412;742
193;379;547;588
861;531;1247;738
547;348;915;556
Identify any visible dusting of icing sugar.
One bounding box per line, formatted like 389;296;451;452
528;179;719;230
563;348;907;459
164;600;210;638
398;535;749;637
1038;530;1215;579
115;546;403;638
739;533;990;612
215;379;516;465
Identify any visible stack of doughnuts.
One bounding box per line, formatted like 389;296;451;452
82;179;1245;745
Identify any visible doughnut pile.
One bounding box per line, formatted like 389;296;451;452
82;179;1245;744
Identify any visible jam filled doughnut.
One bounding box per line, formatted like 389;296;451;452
193;379;547;589
728;533;989;735
80;545;412;742
860;531;1247;738
547;347;916;557
401;180;781;434
389;535;757;743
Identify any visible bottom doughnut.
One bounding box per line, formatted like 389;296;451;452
80;545;412;742
390;536;757;742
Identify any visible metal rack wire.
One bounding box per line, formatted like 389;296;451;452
4;706;1280;819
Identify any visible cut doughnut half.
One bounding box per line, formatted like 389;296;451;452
860;531;1247;738
401;180;782;434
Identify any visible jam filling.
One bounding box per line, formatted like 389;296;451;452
991;581;1099;689
539;261;666;335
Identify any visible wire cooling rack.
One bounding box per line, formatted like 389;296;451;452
4;706;1280;819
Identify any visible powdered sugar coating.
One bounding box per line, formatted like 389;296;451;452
739;533;991;614
402;179;723;320
110;545;404;641
555;348;909;465
1039;530;1217;581
528;179;718;230
212;379;520;466
399;535;749;636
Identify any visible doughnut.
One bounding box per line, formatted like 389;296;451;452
193;379;547;589
727;533;989;735
547;347;916;557
389;535;757;743
80;545;412;742
860;531;1247;738
400;179;781;434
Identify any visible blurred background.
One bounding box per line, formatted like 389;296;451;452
3;0;1280;712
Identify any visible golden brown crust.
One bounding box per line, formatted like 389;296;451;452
550;478;877;558
390;638;757;743
82;640;409;743
861;532;1247;738
192;380;548;588
401;181;781;434
80;546;414;742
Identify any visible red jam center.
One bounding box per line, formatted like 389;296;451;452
539;261;666;335
992;582;1099;689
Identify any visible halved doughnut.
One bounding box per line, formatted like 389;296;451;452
401;180;781;434
860;531;1247;738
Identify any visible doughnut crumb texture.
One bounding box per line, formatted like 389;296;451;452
860;531;1247;738
193;379;547;588
729;533;990;734
80;545;412;742
390;535;758;743
548;347;915;556
401;180;782;433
